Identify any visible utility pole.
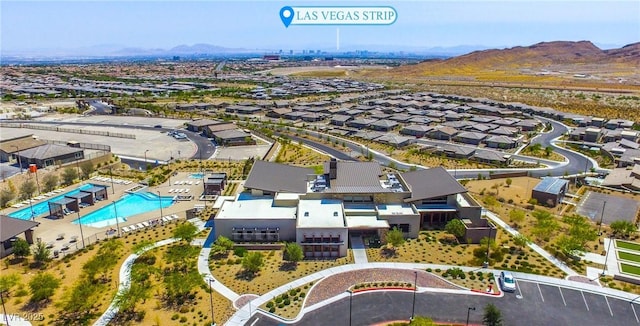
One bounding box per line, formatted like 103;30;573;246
598;200;607;235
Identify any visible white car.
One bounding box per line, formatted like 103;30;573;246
499;271;516;292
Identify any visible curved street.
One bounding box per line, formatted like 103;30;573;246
275;116;600;179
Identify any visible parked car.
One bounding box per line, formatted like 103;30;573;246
499;271;516;292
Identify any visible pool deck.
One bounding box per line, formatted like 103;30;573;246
1;172;213;255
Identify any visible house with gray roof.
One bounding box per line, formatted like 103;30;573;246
1;215;40;258
455;132;488;145
433;144;475;158
369;119;399;132
472;150;511;165
400;125;434;138
330;115;353;126
485;135;519;149
346;118;378;129
211;129;254;146
376;134;414;147
16;144;84;168
427;126;459;141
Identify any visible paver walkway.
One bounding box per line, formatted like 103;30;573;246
351;235;368;264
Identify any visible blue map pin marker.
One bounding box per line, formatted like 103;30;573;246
280;6;294;27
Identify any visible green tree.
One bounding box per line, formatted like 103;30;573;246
505;178;513;187
531;210;559;241
610;220;637;238
0;188;16;207
544;146;554;157
80;161;95;180
483;303;503;326
242;251;264;274
409;316;436;325
385;227;405;248
508;209;525;225
28;273;61;303
563;215;597;247
19;179;37;201
211;235;235;256
61;167;78;185
12;238;31;260
32;239;51;267
445;219;466;239
513;234;531;251
42;173;59;192
284;242;304;263
0;274;20;296
173;223;198;243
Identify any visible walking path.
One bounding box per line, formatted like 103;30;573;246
483;210;579;277
350;235;368;264
93;218;205;326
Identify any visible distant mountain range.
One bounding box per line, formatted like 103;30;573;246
391;41;640;77
1;43;499;59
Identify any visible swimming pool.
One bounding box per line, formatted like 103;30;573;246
73;192;174;228
189;173;204;179
8;184;94;220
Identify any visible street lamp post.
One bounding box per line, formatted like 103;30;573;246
144;150;149;170
411;271;418;320
112;201;121;237
598;200;607;235
466;307;476;326
12;145;23;174
157;191;163;219
208;278;216;326
485;223;494;268
76;210;86;249
349;290;353;326
602;235;614;276
109;165;115;194
0;289;10;326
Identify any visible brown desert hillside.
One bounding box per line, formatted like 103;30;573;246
378;41;640;89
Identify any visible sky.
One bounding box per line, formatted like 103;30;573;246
1;0;639;55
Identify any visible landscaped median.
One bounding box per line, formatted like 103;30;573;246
350;281;416;293
616;239;640;279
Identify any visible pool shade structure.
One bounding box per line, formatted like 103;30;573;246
47;185;108;218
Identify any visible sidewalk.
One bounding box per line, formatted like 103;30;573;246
224;261;638;326
350;235;368;264
483;210;579;277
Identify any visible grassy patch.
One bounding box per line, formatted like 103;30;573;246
617;240;640;252
621;263;640;276
260;281;313;319
619;251;640;263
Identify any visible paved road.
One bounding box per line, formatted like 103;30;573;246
277;118;598;179
4;120;215;162
253;284;639;326
529;117;596;176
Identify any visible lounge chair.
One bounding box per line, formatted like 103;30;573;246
184;188;190;193
195;181;201;185
162;216;170;222
142;221;150;228
46;241;55;248
174;181;180;185
122;226;131;233
70;236;79;243
187;181;193;185
168;189;175;193
171;214;179;220
135;223;145;229
57;233;65;240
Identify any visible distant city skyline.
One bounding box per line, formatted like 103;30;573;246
2;0;639;56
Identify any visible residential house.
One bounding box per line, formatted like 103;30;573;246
455;132;488;145
427;126;459;141
485;135;518;149
400;125;434;138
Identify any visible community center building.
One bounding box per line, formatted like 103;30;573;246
213;159;495;258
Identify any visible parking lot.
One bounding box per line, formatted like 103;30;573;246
577;191;640;224
511;279;639;325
